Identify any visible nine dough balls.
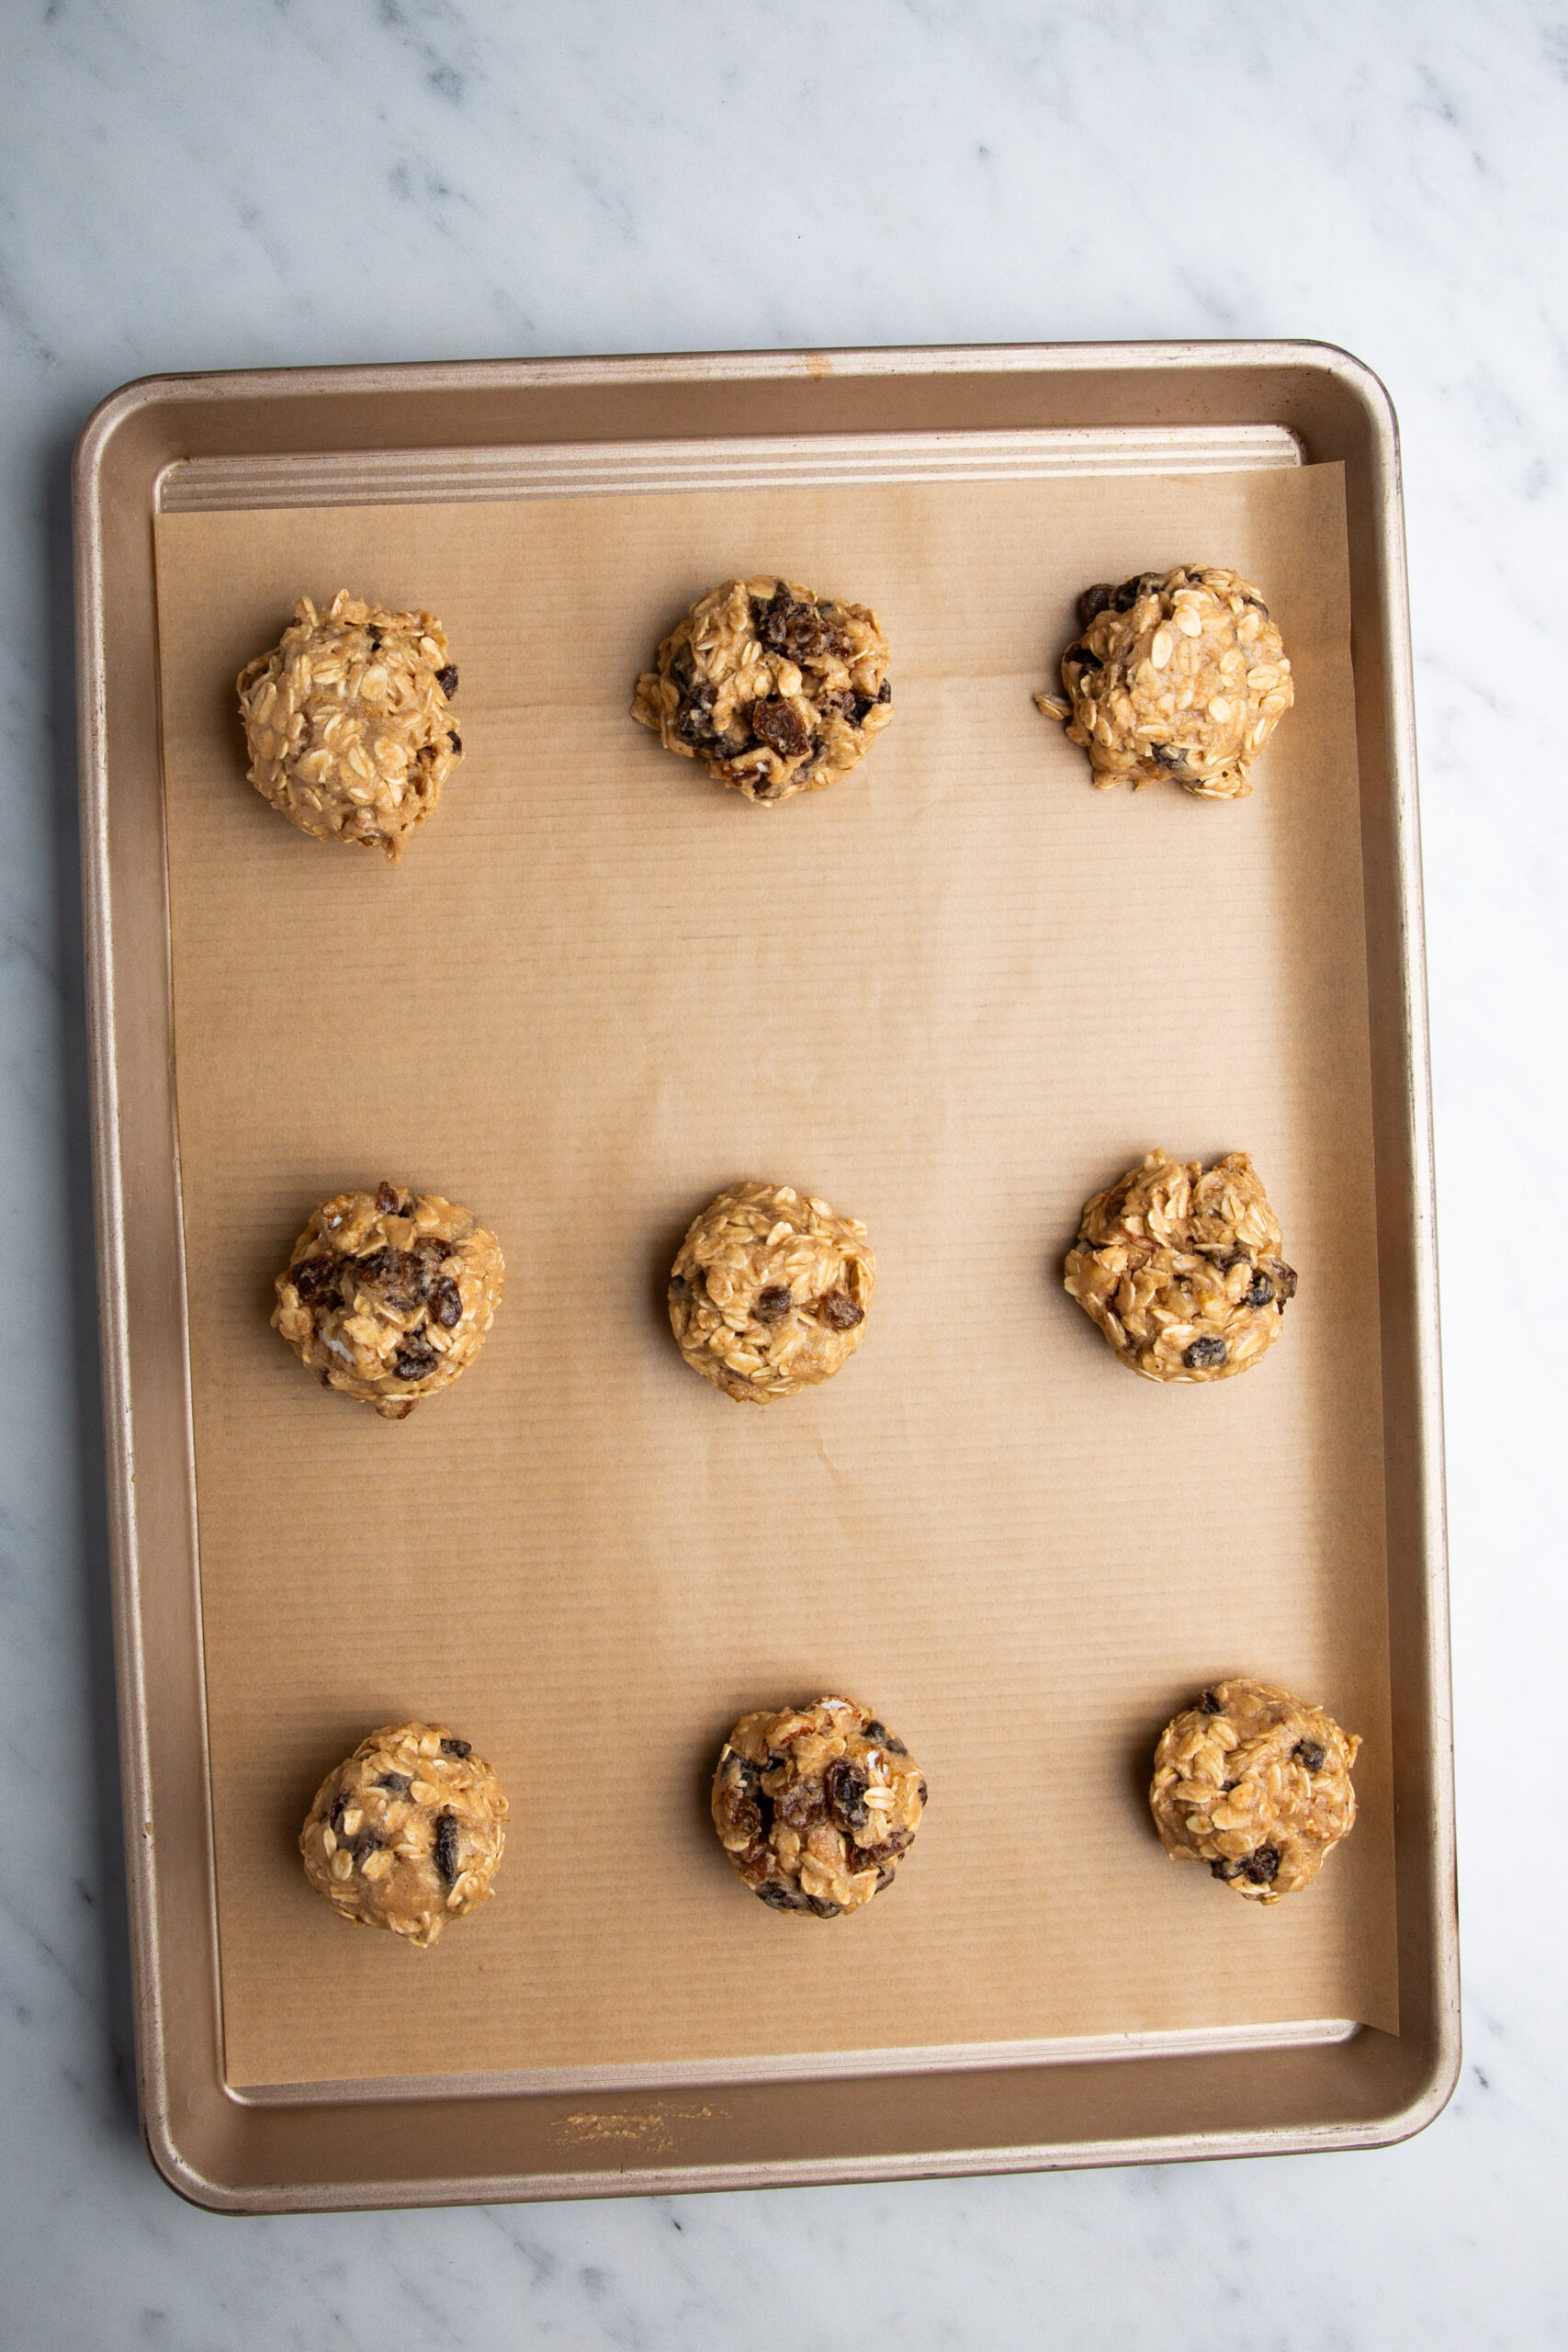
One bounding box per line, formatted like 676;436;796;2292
1035;565;1293;799
632;576;893;804
712;1697;927;1916
1149;1678;1360;1900
668;1182;874;1402
273;1182;504;1419
237;589;462;857
299;1722;507;1944
1064;1149;1296;1383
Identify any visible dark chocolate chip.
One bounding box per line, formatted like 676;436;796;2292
753;1284;792;1324
367;626;382;650
1183;1336;1228;1371
863;1720;887;1743
352;1832;385;1862
393;1336;437;1379
886;1736;908;1756
825;1758;870;1831
876;677;892;703
1200;1690;1224;1715
447;729;461;753
1245;1272;1276;1310
377;1772;412;1795
1239;1844;1281;1885
1077;583;1114;628
917;1779;929;1804
1064;641;1103;673
440;1737;472;1758
1112;571;1168;613
435;664;458;697
375;1182;401;1215
750;696;812;762
1150;741;1186;770
668;1273;689;1298
852;695;874;724
1293;1740;1326;1773
429;1275;463;1329
433;1810;460;1883
820;1293;864;1331
1211;1856;1240;1881
674;684;716;744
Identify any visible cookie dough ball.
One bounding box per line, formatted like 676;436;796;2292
1150;1679;1359;1901
668;1182;874;1402
713;1697;927;1916
300;1722;507;1944
1065;1150;1296;1383
1034;566;1292;799
237;589;462;857
273;1181;503;1419
631;576;893;804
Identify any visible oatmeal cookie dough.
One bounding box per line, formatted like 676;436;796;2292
237;589;462;857
712;1697;927;1915
1065;1149;1295;1383
1150;1679;1360;1901
631;576;893;804
1034;566;1293;798
668;1182;874;1402
273;1182;503;1419
300;1722;507;1944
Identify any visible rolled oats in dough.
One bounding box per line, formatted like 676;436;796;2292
712;1697;927;1916
668;1182;874;1402
300;1721;507;1945
1034;565;1293;799
1065;1149;1296;1384
1149;1678;1360;1901
631;576;893;804
273;1182;503;1419
237;589;462;857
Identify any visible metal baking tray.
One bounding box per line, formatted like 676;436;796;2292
74;342;1457;2211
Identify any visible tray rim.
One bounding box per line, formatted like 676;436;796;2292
73;337;1459;2211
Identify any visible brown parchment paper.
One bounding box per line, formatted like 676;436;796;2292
152;459;1397;2090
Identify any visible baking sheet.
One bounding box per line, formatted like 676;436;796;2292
152;458;1398;2092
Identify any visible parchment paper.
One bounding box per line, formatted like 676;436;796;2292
152;459;1397;2089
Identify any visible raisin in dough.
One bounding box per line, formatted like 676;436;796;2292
1149;1679;1359;1902
273;1182;503;1419
237;589;462;856
712;1697;927;1915
1034;566;1293;799
668;1182;874;1402
300;1722;507;1944
631;577;893;804
1064;1150;1295;1383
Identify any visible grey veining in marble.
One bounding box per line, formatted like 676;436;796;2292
3;1;1565;2344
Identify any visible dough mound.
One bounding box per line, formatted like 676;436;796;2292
668;1182;874;1402
300;1721;507;1944
237;589;461;857
1149;1678;1359;1901
631;576;892;804
1065;1149;1295;1383
1034;565;1292;799
712;1697;927;1916
273;1182;503;1419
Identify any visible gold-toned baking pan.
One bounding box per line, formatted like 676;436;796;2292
74;343;1456;2211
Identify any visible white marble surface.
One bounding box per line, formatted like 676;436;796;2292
3;1;1564;2342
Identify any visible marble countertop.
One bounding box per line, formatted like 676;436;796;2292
3;3;1563;2344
